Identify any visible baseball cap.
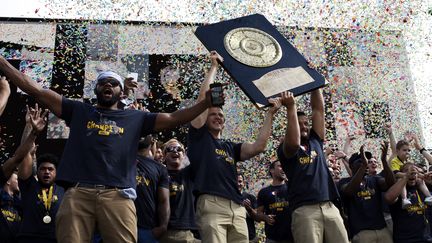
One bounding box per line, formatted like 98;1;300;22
348;151;373;165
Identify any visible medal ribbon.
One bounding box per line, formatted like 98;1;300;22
42;185;54;212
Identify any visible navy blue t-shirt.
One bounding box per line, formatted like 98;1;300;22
339;176;387;236
167;166;197;230
18;177;63;240
58;98;157;188
277;130;339;211
135;155;169;229
0;189;21;243
390;186;430;243
257;184;292;241
242;191;257;240
187;125;243;204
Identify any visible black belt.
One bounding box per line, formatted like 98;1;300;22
74;182;121;190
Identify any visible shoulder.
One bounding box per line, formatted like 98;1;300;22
18;176;37;189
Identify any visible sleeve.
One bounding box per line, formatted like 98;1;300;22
277;143;298;164
158;166;170;189
257;189;265;208
310;129;324;147
187;124;206;141
140;112;158;137
233;142;243;162
337;178;350;195
60;97;78;126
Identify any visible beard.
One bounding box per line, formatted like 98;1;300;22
96;90;121;107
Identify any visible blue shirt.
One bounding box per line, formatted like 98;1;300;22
277;130;339;210
58;98;157;188
187;125;243;204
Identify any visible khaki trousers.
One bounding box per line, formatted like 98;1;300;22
196;194;248;243
56;187;137;243
159;229;200;243
291;201;349;243
352;228;393;243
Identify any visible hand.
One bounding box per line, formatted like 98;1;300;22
265;214;276;225
128;101;149;112
151;226;167;239
267;97;282;115
384;123;392;134
243;199;253;211
210;50;223;66
411;133;422;150
334;150;347;160
359;145;368;168
405;131;415;142
28;104;48;134
0;76;10;95
423;172;432;185
306;60;318;70
380;141;389;163
346;134;356;143
395;171;408;180
280;91;295;108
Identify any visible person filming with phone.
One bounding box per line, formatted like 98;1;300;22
187;51;283;243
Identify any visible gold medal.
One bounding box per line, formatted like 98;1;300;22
43;215;51;224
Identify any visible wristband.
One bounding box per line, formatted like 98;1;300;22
420;148;426;154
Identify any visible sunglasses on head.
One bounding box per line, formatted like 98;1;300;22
98;78;121;87
165;146;184;153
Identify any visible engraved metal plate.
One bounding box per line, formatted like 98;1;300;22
224;27;282;68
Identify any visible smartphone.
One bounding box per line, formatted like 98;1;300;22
210;83;224;106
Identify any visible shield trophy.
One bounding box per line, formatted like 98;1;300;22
195;14;326;108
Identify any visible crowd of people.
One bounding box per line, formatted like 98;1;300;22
0;50;432;243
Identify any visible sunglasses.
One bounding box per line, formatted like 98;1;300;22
98;78;121;87
165;146;184;153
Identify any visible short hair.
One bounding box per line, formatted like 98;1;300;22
396;140;410;150
138;135;153;150
269;160;279;176
37;153;59;169
297;111;306;117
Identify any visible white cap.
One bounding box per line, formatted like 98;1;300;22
96;71;124;89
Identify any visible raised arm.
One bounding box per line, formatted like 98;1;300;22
281;91;300;157
18;105;48;180
154;90;212;131
0;56;62;117
311;89;325;140
334;150;352;177
0;76;10;116
342;134;355;156
240;98;281;160
2;133;37;181
384;123;397;157
341;145;367;196
378;141;396;190
190;51;223;129
384;172;408;204
413;133;432;166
